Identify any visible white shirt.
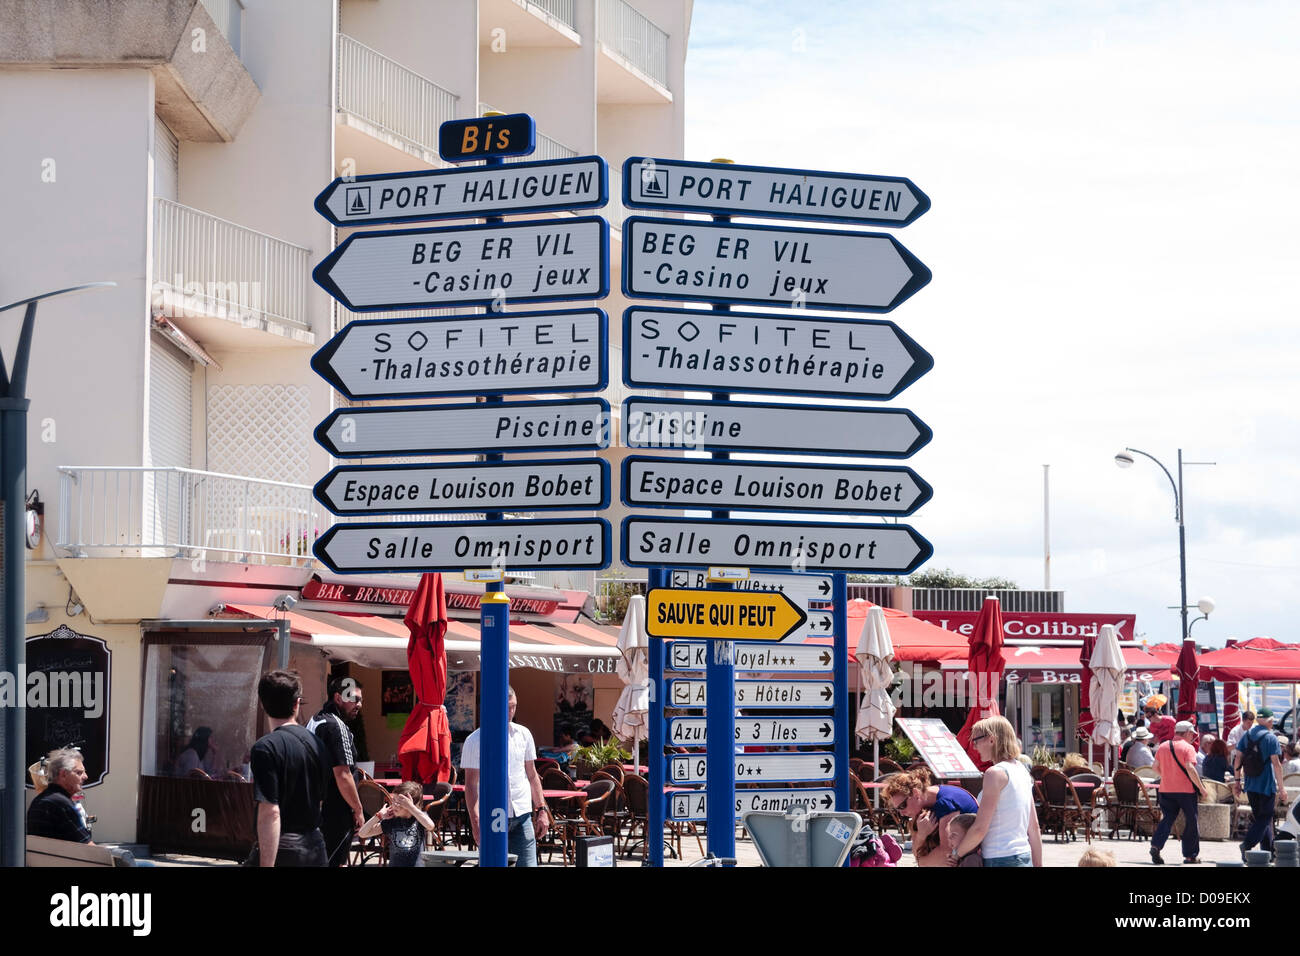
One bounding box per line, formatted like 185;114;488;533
1226;723;1252;749
461;722;537;819
1128;741;1155;769
980;760;1033;860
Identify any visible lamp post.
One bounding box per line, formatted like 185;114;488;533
1;281;115;867
1188;596;1215;638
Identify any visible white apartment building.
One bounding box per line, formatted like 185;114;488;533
1;0;690;853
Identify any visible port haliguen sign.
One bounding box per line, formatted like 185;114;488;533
623;157;930;227
315;397;609;458
623;397;931;459
313;309;607;401
312;518;611;573
315;156;607;227
314;459;609;516
623;516;933;574
312;217;609;312
623;307;931;401
623;217;929;313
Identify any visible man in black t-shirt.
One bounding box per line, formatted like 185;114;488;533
28;748;93;844
250;670;330;867
307;675;366;867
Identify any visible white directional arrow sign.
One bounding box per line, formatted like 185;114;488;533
624;517;933;574
623;457;932;516
667;641;835;672
314;459;609;516
315;156;607;226
623;307;932;400
669;717;836;746
312;518;610;573
623;157;929;227
668;789;836;821
670;570;833;606
315;397;609;458
624;397;931;458
668;679;835;709
669;751;836;783
623;217;929;313
312;309;607;400
313;217;608;312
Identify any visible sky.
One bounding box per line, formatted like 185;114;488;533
681;0;1300;647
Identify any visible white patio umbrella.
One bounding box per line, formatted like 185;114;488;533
611;594;650;771
854;604;897;807
1089;624;1126;773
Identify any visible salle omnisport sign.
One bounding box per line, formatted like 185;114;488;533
913;611;1137;640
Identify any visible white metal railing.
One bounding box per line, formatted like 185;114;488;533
909;588;1066;613
598;0;669;88
605;186;627;231
153;198;311;331
534;131;579;161
338;33;459;158
526;0;577;31
199;0;244;56
57;466;318;566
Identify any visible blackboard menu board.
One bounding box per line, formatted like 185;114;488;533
25;626;111;787
381;669;414;716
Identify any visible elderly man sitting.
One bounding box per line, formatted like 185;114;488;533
27;748;93;844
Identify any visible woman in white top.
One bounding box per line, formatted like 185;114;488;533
953;716;1042;867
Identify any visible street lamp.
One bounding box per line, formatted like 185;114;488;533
1188;596;1215;637
1113;447;1215;646
1;281;115;868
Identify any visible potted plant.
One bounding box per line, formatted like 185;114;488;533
571;738;631;780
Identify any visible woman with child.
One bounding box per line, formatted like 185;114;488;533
882;767;979;867
952;716;1043;867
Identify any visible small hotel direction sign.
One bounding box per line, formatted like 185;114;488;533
314;397;609;458
315;156;607;226
312;217;609;313
623;217;930;313
645;588;808;643
313;309;607;401
623;397;931;459
669;752;836;784
668;789;835;822
622;457;932;516
314;458;609;516
669;716;835;746
623;307;932;400
668;641;834;672
669;569;832;606
669;679;835;708
623;157;930;227
312;518;611;574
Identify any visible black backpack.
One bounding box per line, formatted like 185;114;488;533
1241;728;1266;777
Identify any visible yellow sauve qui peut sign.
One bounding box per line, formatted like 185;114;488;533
645;588;808;642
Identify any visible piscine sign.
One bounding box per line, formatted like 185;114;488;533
669;716;836;746
668;789;835;822
667;640;834;673
622;217;929;313
622;307;932;401
623;517;933;574
645;588;808;643
312;217;609;312
623;397;931;459
622;456;932;516
314;397;609;458
314;459;610;516
312;309;607;401
315;156;607;226
669;751;836;784
312;518;611;574
668;679;835;709
622;157;930;227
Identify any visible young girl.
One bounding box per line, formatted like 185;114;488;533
357;781;437;867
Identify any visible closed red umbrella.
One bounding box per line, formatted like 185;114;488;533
1077;630;1098;746
1174;639;1201;727
398;573;452;784
955;596;1007;769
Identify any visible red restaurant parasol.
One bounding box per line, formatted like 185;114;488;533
955;596;1007;769
397;573;453;783
1174;639;1201;726
1076;628;1098;744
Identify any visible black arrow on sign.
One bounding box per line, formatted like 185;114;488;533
819;723;833;738
819;651;832;666
818;580;831;595
820;795;833;809
817;618;832;631
819;759;833;774
820;686;833;701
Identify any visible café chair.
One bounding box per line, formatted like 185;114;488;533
351;778;391;865
877;758;903;775
422;781;454;849
1110;769;1160;841
621;774;650;858
1040;769;1094;843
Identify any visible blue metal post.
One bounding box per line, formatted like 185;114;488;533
833;572;850;811
647;566;668;866
704;569;735;861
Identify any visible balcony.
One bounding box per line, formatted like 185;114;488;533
336;33;459;171
152;198;313;349
57;466;318;567
478;0;581;47
597;0;671;104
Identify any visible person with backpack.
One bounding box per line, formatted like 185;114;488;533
1149;721;1207;864
1233;708;1288;860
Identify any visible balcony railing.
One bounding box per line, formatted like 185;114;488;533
527;0;577;31
598;0;669;88
198;0;244;56
338;33;459;159
57;466;318;566
153;198;311;332
909;588;1066;613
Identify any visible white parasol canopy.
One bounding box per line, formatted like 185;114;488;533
1089;624;1126;758
854;605;897;743
611;595;650;759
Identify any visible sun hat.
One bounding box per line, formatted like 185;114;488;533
1133;727;1153;740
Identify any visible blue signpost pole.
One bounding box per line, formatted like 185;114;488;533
647;566;668;866
478;154;510;867
833;573;850;813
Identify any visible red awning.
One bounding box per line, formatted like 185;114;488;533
832;600;970;662
942;644;1172;683
1197;640;1300;682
